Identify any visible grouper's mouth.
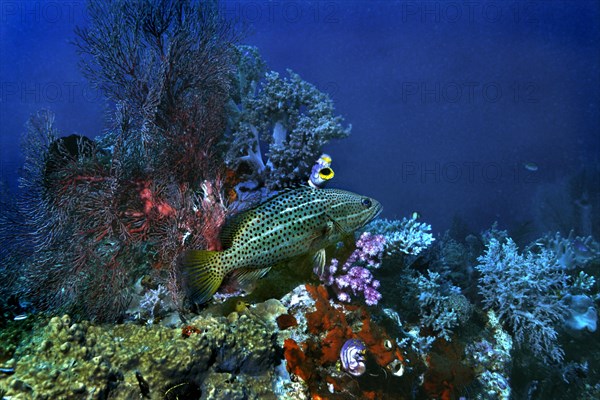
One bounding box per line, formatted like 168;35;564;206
372;202;383;220
360;201;383;228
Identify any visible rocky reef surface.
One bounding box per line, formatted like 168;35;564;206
1;306;282;399
3;282;599;399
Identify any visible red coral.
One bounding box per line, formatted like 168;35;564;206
305;285;401;369
276;314;298;330
283;339;313;381
305;285;354;365
320;326;351;364
292;285;424;399
357;315;403;368
422;339;474;400
181;325;202;338
306;285;345;334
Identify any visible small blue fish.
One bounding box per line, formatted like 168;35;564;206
572;239;590;254
13;314;28;321
523;162;538;172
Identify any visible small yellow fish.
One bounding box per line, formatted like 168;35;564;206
185;186;382;304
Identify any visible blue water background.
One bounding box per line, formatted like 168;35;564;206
1;0;599;234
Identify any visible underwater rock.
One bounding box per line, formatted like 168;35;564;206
465;310;512;400
1;310;278;399
563;294;598;332
279;284;316;346
215;313;278;374
202;370;277;400
251;298;288;330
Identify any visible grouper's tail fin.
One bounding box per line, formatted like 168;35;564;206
184;250;224;304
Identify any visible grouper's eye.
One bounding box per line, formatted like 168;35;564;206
361;198;372;208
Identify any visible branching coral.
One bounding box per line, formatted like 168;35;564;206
138;285;172;325
416;270;472;341
226;47;350;189
366;216;435;256
476;238;570;363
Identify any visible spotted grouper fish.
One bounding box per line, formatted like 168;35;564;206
185;186;382;304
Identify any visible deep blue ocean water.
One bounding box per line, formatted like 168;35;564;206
1;0;599;235
1;2;600;399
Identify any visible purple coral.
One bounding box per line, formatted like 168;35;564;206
320;232;385;306
344;231;386;268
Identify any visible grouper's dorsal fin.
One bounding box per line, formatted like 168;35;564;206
263;185;311;201
220;186;311;248
219;211;256;249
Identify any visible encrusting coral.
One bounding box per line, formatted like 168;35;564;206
2;311;278;399
278;284;422;399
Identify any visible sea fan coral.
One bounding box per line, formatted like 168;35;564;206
75;0;238;186
4;0;242;322
0;182;25;299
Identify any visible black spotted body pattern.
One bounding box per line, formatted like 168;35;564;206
185;186;382;304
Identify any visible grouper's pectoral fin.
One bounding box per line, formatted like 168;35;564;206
307;215;346;278
312;248;327;278
325;213;350;236
228;267;272;291
308;214;347;248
